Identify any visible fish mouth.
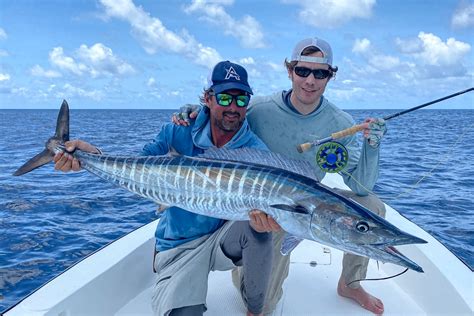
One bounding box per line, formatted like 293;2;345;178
375;244;425;273
368;226;428;272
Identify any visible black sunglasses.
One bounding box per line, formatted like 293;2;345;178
294;66;331;79
210;92;250;107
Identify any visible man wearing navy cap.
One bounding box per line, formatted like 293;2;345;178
53;60;279;316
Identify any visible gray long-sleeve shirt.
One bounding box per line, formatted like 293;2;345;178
247;90;380;195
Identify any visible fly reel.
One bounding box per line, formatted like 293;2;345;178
316;141;348;173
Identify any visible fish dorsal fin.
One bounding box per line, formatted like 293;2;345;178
198;147;319;181
280;234;304;256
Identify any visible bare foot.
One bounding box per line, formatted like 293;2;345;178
337;277;384;314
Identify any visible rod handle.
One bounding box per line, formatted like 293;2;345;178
296;142;314;153
331;123;366;139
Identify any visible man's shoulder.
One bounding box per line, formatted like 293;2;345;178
233;120;269;151
250;91;282;108
159;121;193;140
322;98;354;125
247;135;269;151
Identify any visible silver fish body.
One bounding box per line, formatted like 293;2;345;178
14;100;427;272
74;148;426;272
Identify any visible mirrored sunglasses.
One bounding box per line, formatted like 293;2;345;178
294;66;331;79
212;92;250;107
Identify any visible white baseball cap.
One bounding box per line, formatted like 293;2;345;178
290;37;334;66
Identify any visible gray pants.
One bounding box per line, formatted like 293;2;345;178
155;221;273;316
232;191;386;314
220;221;274;314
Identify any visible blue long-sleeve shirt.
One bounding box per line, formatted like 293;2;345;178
142;107;268;251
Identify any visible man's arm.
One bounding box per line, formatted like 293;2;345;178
341;118;386;195
141;124;174;156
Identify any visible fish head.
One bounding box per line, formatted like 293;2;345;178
309;200;427;272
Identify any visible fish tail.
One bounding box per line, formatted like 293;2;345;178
13;100;70;176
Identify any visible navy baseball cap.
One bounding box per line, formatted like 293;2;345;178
206;60;253;95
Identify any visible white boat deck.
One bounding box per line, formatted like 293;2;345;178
117;240;425;316
5;174;473;316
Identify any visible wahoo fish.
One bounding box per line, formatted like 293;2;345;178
14;100;427;272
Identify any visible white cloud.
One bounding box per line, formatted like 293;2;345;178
0;49;9;57
352;38;371;54
55;83;104;101
400;32;471;67
31;65;62;78
368;55;400;70
100;0;221;67
342;79;355;84
12;87;29;96
394;37;423;54
282;0;375;28
76;43;135;76
0;28;7;40
0;73;10;81
452;2;474;29
346;33;471;92
352;38;401;71
239;57;256;65
147;77;156;87
267;62;282;72
49;47;87;75
48;44;134;77
330;87;365;100
183;0;265;49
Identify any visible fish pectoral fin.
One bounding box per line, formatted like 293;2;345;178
270;203;310;214
156;203;170;212
167;146;180;157
280;234;304;256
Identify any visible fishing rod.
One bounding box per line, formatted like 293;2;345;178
297;87;474;153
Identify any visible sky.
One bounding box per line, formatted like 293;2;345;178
0;0;473;110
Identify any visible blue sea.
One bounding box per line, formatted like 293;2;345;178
1;108;473;312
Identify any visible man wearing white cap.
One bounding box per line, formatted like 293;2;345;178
243;37;387;315
173;38;387;315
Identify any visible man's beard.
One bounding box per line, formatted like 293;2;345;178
214;112;243;132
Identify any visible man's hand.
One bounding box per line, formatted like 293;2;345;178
362;118;387;148
249;209;281;233
53;140;101;172
171;104;201;126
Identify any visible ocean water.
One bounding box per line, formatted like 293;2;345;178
0;108;473;312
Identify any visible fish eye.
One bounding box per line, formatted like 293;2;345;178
356;221;370;233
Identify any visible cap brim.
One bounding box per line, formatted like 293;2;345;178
212;82;253;95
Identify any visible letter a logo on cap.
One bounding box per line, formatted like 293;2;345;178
225;66;240;81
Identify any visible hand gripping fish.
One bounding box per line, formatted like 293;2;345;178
14;100;427;272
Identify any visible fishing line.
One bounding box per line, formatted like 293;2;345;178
337;122;473;202
389;123;473;200
346;268;409;286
